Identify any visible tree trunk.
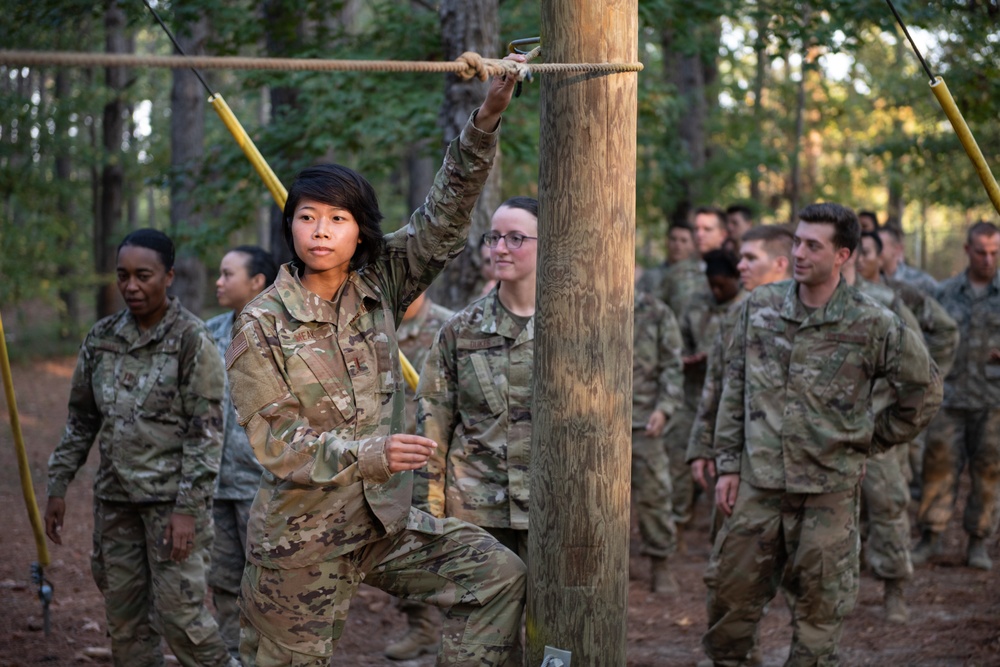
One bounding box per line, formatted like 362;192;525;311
168;14;209;314
749;16;768;206
661;25;708;225
527;1;637;665
788;57;806;223
426;0;500;310
55;68;80;338
96;0;129;319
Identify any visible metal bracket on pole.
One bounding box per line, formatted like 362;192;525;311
541;646;572;666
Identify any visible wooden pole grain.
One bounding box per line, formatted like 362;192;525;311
527;1;638;665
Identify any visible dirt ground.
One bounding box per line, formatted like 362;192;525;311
1;356;998;666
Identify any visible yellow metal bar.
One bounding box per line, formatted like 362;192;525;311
929;77;1000;216
0;313;51;567
209;93;288;209
400;351;419;392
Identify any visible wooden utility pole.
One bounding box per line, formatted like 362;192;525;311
527;1;638;665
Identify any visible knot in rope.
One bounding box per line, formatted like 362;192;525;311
456;51;490;81
455;51;532;82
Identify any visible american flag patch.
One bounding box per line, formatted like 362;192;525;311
226;330;250;369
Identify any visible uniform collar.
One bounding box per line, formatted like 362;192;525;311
113;296;182;348
958;269;1000;296
479;287;534;344
780;276;851;325
276;263;381;327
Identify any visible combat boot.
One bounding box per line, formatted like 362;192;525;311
650;556;678;594
384;608;439;660
910;530;942;565
967;537;993;571
883;578;908;624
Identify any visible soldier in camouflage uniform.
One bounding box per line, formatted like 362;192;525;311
671;249;743;535
206;245;278;659
631;282;684;592
416;197;538;665
857;230;960;492
45;229;236;667
879;224;938;295
914;221;1000;571
703;204;942;666
225;68;525;667
637;222;696;300
383;291;454;661
687;226;793;516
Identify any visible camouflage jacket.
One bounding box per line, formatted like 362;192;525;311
715;279;942;493
415;288;534;529
660;257;710;320
47;297;224;514
206;311;265;501
935;270;1000;409
224;113;499;569
632;290;683;428
890;260;938;295
636;262;670;299
685;292;748;462
681;288;744;409
397;299;455;432
883;275;959;377
398;298;454;507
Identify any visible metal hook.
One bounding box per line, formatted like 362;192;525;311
507;37;541;55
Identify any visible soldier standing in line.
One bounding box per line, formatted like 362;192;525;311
857;230;959;495
225;65;526;667
205;245;278;660
857;210;879;234
632;272;685;593
670;248;743;540
724;204;755;250
878;223;938;295
637;221;696;302
416;197;539;665
659;207;726;317
702;203;942;666
913;221;1000;571
44;229;237;667
383;289;455;661
841;241;924;624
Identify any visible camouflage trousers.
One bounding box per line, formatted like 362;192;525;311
239;511;526;667
210;499;252;658
392;526;528;667
703;481;861;667
91;500;234;667
631;429;678;558
861;448;913;580
918;407;1000;538
664;405;697;527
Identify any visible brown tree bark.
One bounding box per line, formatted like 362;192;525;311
527;1;637;664
96;0;129;319
168;14;209;315
55;67;80;338
426;0;500;310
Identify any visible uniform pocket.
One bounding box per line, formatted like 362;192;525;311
457;352;505;428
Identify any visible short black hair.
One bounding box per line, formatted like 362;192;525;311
283;163;386;272
703;248;740;279
798;202;860;253
967;220;1000;244
118;228;175;270
230;245;279;286
669;221;693;235
499;196;538;218
857;210;879;224
726;203;754;221
860;231;883;255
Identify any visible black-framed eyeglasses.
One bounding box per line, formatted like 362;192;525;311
482;231;538;249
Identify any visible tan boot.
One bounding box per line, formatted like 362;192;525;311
883;579;909;624
910;530;942;565
650;556;678;594
384;605;439;660
967;537;993;571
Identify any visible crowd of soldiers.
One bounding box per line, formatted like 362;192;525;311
36;65;999;665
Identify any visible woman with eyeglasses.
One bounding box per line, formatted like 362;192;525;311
415;196;539;664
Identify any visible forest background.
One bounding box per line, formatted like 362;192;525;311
1;0;998;354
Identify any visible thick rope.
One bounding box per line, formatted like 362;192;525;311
0;50;642;80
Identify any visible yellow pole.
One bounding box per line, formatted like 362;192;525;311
929;77;1000;216
0;313;51;567
209;93;420;390
209;93;288;208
